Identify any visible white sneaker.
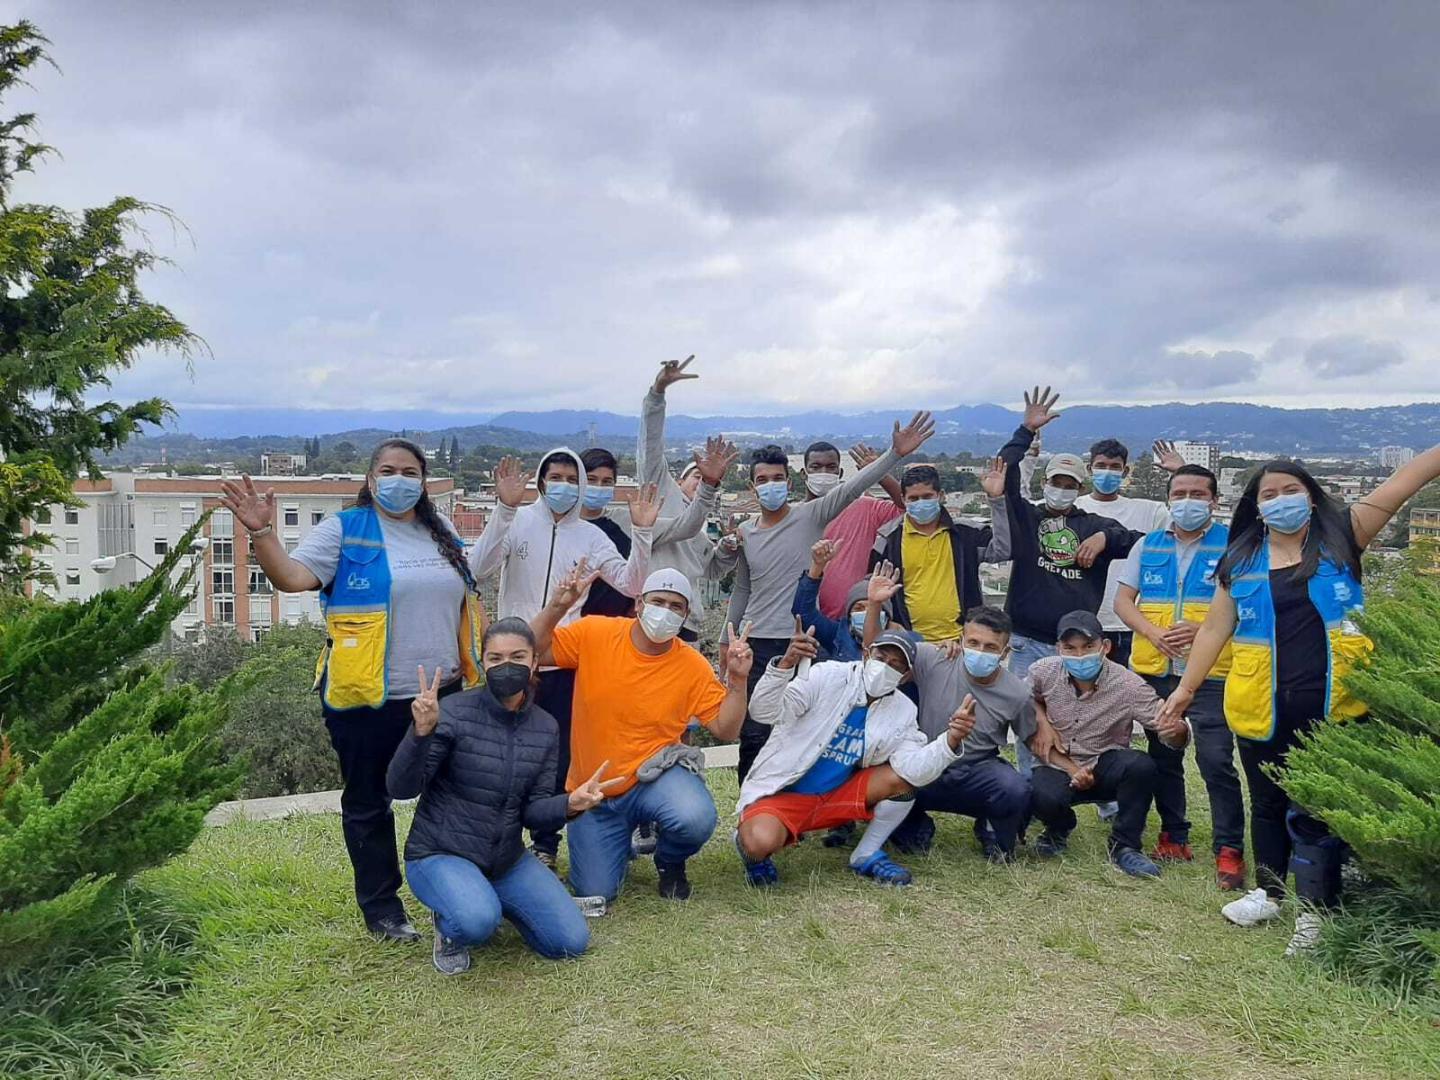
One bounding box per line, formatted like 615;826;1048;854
1222;888;1281;927
1284;912;1324;956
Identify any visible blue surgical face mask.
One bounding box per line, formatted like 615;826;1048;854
1063;652;1104;681
374;474;423;514
1258;492;1312;534
850;610;886;636
543;481;579;515
963;648;1002;679
583;486;615;511
1169;498;1213;532
755;480;789;511
1090;468;1124;495
906;498;941;525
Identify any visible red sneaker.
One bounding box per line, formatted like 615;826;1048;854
1150;831;1194;862
1215;846;1247;892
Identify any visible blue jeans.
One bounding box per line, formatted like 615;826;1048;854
567;765;718;902
405;851;590;960
1007;634;1057;778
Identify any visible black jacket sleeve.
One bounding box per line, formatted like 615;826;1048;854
998;426;1040;545
520;729;570;833
386;719;454;800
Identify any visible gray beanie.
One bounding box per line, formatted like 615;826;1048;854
843;579;892;621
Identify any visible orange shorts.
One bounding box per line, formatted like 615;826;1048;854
740;767;877;844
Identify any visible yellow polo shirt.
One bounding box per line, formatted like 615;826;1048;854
900;516;961;641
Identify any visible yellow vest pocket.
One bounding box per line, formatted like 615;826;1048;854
324;612;389;710
1224;644;1275;740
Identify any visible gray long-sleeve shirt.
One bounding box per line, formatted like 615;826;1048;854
725;448;902;640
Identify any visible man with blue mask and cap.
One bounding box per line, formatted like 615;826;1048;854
1025;610;1191;879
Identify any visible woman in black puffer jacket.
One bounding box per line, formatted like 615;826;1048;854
388;617;620;974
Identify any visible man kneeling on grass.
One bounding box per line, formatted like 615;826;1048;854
734;624;974;887
1026;611;1191;879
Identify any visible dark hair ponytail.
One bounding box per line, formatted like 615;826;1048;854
1217;459;1361;587
357;438;480;595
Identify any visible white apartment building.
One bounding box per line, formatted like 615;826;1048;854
259;452;308;476
1377;445;1415;470
29;472;456;643
1171;441;1222;472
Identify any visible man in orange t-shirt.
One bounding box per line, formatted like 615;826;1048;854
533;567;752;903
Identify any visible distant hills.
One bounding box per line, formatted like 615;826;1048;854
105;401;1440;466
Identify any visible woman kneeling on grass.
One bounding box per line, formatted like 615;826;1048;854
1159;444;1440;954
388;618;622;973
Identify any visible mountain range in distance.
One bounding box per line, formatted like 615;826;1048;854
119;400;1440;462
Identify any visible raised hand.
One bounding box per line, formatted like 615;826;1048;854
411;664;445;736
629;482;661;529
947;694;978;749
725;622;754;686
809;538;843;575
778;615;819;671
494;455;528;509
652;355;699;394
867;560;903;606
549;557;601;612
979;455;1007;498
693;436;739;487
1022;386;1062;432
1075;532;1107;568
1152;440;1185;474
219;474;276;534
849;442;880;470
892;410;936;457
567;760;628;813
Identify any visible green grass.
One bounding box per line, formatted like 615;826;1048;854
126;767;1439;1080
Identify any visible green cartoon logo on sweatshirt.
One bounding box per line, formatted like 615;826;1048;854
1038;517;1079;568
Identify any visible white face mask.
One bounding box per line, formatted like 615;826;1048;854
862;657;903;698
638;603;685;643
805;472;841;497
1043;484;1080;512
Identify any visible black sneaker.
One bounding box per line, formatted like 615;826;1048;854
431;914;471;975
532;846;559;874
1033;831;1069;858
367;914;422;943
656;859;692;901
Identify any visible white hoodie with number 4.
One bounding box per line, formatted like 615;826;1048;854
467;447;652;629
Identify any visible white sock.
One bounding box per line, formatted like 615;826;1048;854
849;799;912;867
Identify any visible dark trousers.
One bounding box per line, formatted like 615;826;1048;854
1029;748;1158;853
902;756;1032;854
1104;630;1134;670
323;680;458;924
1236;690;1348;904
530;668;577;859
1142;674;1245;853
736;637;792;784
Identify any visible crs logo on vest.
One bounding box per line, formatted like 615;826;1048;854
1332;580;1354;605
1142;570;1166;587
1235;603;1258;623
345;571;372;591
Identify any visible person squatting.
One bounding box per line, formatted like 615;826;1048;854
221;358;1440;972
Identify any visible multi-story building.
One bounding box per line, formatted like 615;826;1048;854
260;452;308;476
1378;445;1416;470
1410;507;1440;547
1171;441;1221;472
28;472;455;643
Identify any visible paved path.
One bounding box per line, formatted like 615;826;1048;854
205;743;740;826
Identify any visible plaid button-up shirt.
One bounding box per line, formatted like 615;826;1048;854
1028;656;1169;769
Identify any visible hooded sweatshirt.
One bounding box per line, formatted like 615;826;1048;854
468;447;652;634
791;574;893;662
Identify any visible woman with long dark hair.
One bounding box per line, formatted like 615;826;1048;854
1159;446;1440;952
221;438;487;942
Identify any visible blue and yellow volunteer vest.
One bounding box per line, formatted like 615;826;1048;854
312;506;486;711
1131;521;1232;680
1224;543;1372;741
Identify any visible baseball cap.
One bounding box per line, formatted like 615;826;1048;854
1056;610;1104;643
871;628;919;671
1045;452;1088;485
641;568;694;607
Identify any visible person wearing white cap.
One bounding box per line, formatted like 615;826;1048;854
994;388;1142;778
529;565;753;905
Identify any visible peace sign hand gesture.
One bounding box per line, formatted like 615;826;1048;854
1022;386;1062;432
947;694;978;749
411;664;446;736
778;615;819;671
548;557;602;612
219;474;276;534
653;355;699;394
568;761;628;813
725;622;754;686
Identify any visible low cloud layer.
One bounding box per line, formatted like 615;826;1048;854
15;1;1440;418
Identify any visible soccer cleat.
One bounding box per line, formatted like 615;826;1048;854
733;830;779;887
1222;888;1282;927
1285;912;1325;957
851;851;913;887
431;915;471;976
1111;846;1162;879
1033;831;1069;858
656;859;692;901
1215;846;1247;892
1150;831;1194;862
366;914;422;943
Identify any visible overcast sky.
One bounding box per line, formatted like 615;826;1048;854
11;1;1440;419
